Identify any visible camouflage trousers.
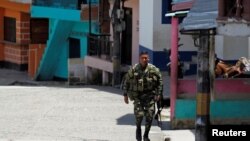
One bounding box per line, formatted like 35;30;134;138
134;98;155;140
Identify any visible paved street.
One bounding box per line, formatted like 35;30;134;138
0;85;164;141
0;68;195;141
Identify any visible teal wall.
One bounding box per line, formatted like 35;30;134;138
211;100;250;119
175;99;250;119
48;21;96;79
54;42;69;79
32;4;98;80
175;99;196;119
31;6;81;21
69;22;90;58
33;0;79;9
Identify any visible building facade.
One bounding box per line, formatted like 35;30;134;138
216;0;250;61
30;0;98;82
0;0;31;71
139;0;197;73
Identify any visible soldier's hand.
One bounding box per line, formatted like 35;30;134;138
124;96;129;104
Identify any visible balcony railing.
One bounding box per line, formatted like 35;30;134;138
218;0;250;21
87;33;112;61
33;0;78;9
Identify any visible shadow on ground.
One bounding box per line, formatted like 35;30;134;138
116;113;168;128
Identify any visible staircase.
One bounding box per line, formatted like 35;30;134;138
35;20;74;80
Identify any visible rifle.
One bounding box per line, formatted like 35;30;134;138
154;98;162;128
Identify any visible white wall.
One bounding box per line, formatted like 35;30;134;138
215;35;249;60
140;0;196;52
215;35;224;59
217;22;250;37
153;0;170;51
179;34;197;51
216;21;250;60
139;0;154;50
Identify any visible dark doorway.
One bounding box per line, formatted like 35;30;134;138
69;38;80;58
121;7;132;65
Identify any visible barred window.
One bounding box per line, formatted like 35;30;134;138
4;17;16;42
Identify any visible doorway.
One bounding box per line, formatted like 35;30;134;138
121;7;132;65
69;38;80;58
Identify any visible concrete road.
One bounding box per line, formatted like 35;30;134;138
0;86;164;141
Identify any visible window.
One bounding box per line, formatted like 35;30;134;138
162;0;172;24
30;18;49;44
4;17;16;42
78;0;87;10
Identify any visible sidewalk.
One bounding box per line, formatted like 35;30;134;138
0;69;34;85
161;108;195;141
163;129;195;141
0;69;67;86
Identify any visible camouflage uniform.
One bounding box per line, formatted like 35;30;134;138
123;63;163;141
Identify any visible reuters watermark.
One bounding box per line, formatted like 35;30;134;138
212;129;246;137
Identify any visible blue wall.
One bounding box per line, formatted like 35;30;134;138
139;45;197;72
139;45;168;71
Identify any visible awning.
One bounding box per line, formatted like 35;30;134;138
172;0;193;4
180;0;218;32
165;10;189;17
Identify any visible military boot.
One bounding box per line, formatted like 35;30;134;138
136;127;142;141
143;137;150;141
143;130;150;141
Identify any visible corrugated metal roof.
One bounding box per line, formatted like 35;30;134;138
180;0;218;32
172;0;193;4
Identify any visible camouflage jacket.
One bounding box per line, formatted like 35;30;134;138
122;63;163;100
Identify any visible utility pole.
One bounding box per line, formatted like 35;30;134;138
111;0;122;86
195;30;210;141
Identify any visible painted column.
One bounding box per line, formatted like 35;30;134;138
112;0;121;86
170;17;178;122
102;71;109;85
195;31;210;141
84;66;92;84
209;34;215;101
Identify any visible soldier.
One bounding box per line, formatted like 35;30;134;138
122;51;163;141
